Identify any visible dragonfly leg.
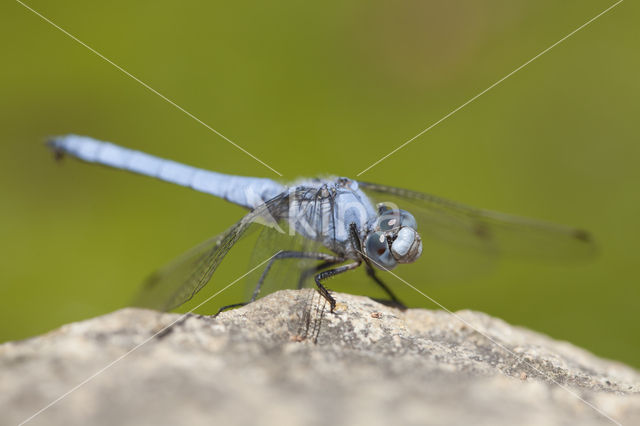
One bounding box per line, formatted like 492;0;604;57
364;265;407;310
251;251;343;302
213;302;248;317
212;251;343;316
314;262;361;313
296;259;344;289
348;222;406;310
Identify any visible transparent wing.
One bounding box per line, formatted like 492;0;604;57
132;194;288;311
243;218;337;342
359;181;596;261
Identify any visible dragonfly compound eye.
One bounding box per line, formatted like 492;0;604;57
377;209;418;232
399;211;417;230
364;231;397;270
378;214;401;232
391;227;423;264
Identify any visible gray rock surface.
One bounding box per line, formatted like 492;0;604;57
1;289;638;426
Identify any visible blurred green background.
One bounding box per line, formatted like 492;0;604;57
1;1;638;367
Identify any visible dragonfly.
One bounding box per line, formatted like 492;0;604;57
48;135;595;313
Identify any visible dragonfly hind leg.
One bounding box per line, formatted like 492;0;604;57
214;251;344;316
213;302;248;317
296;259;344;289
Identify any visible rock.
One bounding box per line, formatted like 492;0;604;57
1;289;638;426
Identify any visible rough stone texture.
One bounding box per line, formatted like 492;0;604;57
1;289;638;426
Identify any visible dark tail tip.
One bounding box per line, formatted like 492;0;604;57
46;137;65;161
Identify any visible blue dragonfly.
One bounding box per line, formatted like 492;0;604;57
49;135;594;313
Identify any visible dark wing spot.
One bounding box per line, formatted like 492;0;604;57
141;273;161;290
573;229;591;243
473;222;491;240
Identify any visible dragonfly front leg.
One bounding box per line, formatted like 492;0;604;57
364;265;407;310
347;222;406;309
314;262;361;312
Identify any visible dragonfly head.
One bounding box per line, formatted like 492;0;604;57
363;207;423;270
